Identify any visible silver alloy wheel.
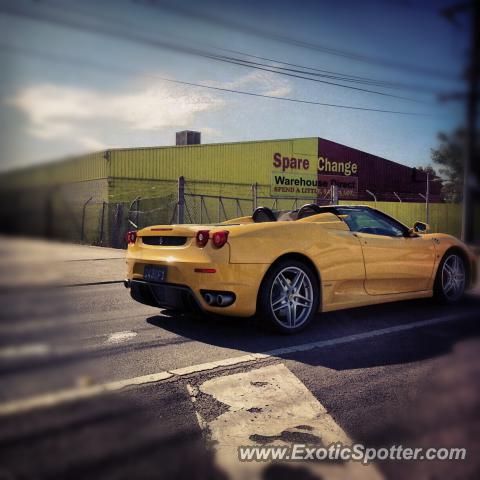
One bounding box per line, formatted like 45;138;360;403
441;254;465;301
270;266;314;329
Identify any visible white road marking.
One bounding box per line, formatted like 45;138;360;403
197;364;383;480
0;344;51;359
0;331;139;360
0;312;471;416
0;371;173;416
169;353;269;376
0;311;156;334
264;312;469;358
105;331;137;344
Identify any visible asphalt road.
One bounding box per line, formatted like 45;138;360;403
0;278;479;479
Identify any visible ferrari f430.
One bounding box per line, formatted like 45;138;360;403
125;205;476;333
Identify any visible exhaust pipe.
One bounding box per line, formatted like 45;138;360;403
216;294;234;307
202;291;235;307
204;293;215;305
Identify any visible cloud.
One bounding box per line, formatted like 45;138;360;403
220;71;292;98
7;71;291;154
7;80;225;150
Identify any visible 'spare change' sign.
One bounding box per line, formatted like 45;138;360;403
271;153;359;198
272;152;358;176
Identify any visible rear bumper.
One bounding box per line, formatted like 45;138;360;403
126;258;269;317
128;279;202;313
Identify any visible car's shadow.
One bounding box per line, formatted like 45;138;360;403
147;295;480;370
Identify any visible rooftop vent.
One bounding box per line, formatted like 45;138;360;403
176;130;201;146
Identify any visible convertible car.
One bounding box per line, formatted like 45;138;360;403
124;204;476;333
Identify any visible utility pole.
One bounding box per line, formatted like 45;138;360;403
441;1;479;243
462;1;479;242
426;172;430;225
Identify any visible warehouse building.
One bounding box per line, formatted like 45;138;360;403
0;132;442;246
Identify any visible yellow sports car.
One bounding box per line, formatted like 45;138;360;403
125;205;476;333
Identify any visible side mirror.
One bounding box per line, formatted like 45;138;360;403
413;221;429;234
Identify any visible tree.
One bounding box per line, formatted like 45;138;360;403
430;129;465;203
417;165;438;176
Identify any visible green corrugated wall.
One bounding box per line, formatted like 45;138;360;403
108;138;317;185
0;151;108;191
0;137;318;200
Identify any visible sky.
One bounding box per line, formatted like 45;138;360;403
0;0;471;172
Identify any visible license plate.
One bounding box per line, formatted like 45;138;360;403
143;265;167;283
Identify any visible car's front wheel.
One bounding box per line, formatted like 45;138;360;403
434;252;467;302
258;259;319;333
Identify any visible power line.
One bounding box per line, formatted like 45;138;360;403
135;0;458;79
0;43;433;116
0;3;418;102
39;0;450;94
211;49;447;94
200;55;425;103
0;3;428;103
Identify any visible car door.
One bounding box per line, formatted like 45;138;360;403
339;208;436;295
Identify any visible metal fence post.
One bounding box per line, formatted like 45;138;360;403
99;201;106;245
178;176;185;224
220;197;227;221
252;183;258;212
135;197;140;228
127;196;140;229
111;203;124;248
366;190;377;207
330;185;339;205
81;196;93;242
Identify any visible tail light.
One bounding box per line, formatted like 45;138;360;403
196;230;210;247
126;230;137;245
212;230;229;248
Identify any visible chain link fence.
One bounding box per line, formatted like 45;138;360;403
181;177;332;224
0;177;463;247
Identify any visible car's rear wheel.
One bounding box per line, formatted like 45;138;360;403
434;252;466;302
258;259;319;333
